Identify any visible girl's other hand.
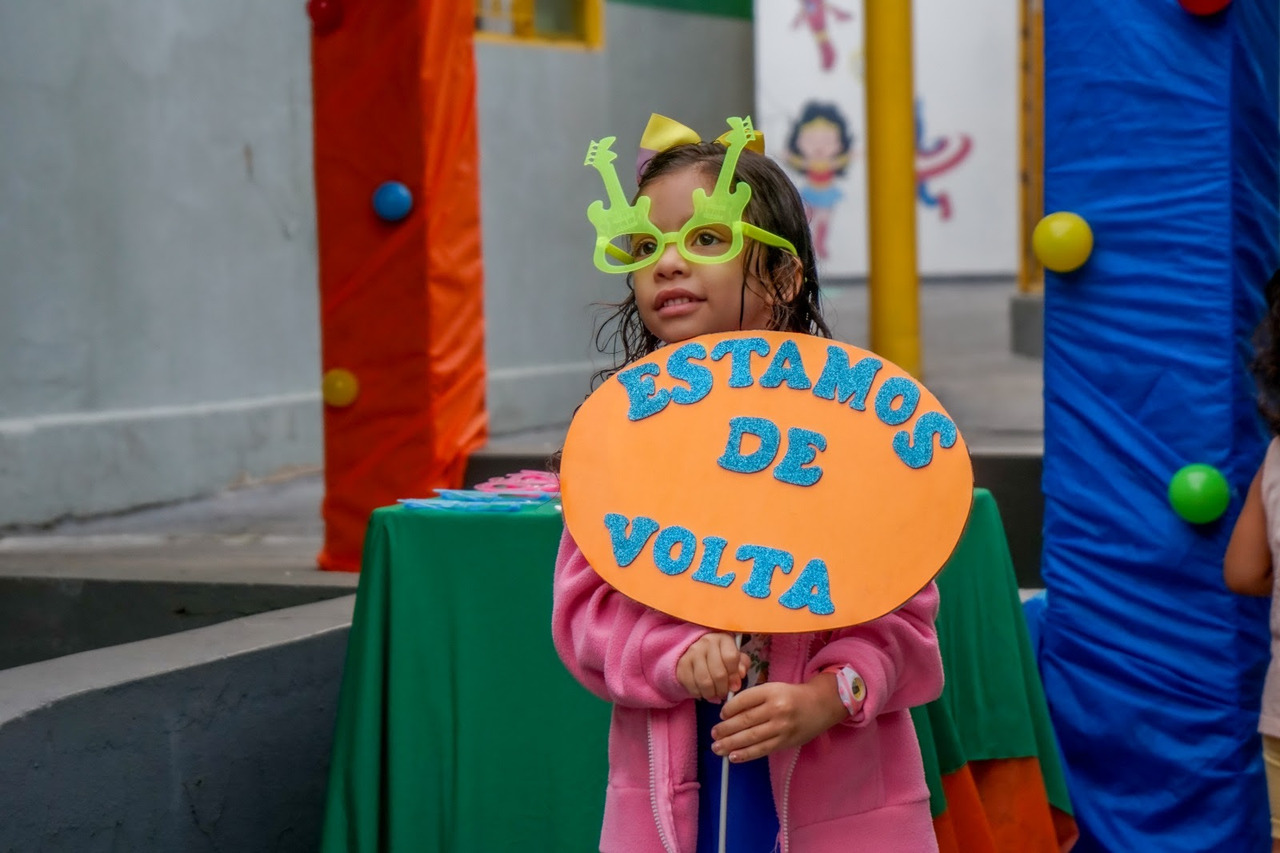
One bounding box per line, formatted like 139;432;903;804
676;632;748;702
709;673;847;762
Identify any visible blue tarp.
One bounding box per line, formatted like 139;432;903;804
1040;1;1278;849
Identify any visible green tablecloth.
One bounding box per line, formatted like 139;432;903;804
910;488;1071;818
320;502;610;852
928;489;1071;815
320;488;1068;851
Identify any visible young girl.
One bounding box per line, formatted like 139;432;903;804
1225;269;1280;853
553;116;944;853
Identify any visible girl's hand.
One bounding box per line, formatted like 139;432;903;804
676;633;748;702
710;673;847;762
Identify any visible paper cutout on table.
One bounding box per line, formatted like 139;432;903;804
400;499;532;513
474;469;561;497
399;488;553;513
560;331;973;634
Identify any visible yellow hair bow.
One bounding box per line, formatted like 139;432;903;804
635;113;767;180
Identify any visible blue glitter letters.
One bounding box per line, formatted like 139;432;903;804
737;544;795;599
773;427;827;487
617;362;671;421
892;411;958;469
710;337;771;387
653;525;697;575
777;558;835;614
666;343;713;406
690;536;735;587
604;513;659;566
599;515;836;617
758;339;812;390
874;376;921;426
717;416;781;474
812;347;882;411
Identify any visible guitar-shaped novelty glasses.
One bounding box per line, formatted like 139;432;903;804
584;117;798;275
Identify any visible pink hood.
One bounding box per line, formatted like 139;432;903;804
551;528;944;852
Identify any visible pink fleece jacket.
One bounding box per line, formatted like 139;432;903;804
551;528;945;853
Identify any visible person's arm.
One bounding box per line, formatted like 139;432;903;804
806;580;943;723
551;528;709;709
676;632;748;702
707;672;848;763
1225;464;1272;597
708;582;942;762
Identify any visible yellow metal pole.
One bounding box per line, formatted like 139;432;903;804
1018;0;1045;294
581;0;604;48
863;0;920;377
511;0;534;37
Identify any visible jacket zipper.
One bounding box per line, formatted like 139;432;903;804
780;634;818;852
779;749;800;852
647;711;676;853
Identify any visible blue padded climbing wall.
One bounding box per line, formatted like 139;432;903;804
1039;1;1277;849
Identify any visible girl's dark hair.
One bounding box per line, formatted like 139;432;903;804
1253;269;1280;434
550;141;832;473
593;141;832;385
786;103;854;178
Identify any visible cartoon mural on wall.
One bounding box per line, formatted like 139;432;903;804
757;0;1018;276
784;99;974;260
785;102;854;260
915;99;973;222
793;1;853;72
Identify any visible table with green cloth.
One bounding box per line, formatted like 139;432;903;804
914;489;1076;852
320;488;1073;852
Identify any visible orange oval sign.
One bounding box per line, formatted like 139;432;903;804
560;331;973;634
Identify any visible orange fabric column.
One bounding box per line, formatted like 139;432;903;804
311;1;488;571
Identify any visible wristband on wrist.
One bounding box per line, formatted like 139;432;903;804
825;664;867;717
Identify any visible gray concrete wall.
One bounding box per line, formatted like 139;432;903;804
1010;291;1044;358
477;4;754;433
0;2;753;521
0;596;352;853
0;577;352;671
0;1;321;526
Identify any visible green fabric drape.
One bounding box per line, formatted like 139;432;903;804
320;502;609;852
934;490;1072;814
911;700;969;819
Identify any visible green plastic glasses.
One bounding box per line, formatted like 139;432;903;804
584;116;798;275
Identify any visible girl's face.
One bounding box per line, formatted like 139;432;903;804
631;166;774;345
796;123;842;161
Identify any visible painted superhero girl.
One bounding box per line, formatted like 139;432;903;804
914;99;973;222
793;0;853;72
785;103;854;261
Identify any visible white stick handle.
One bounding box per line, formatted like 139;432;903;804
717;751;731;853
717;633;744;853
